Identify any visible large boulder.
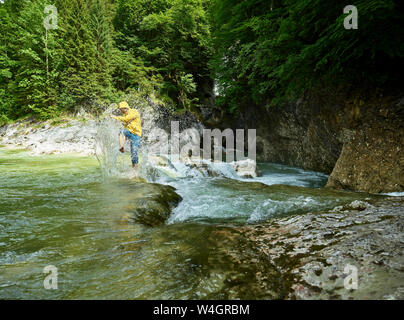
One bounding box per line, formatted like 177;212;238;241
147;154;259;179
124;182;182;227
326;111;404;193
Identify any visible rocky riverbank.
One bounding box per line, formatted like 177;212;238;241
213;195;404;299
0;118;98;155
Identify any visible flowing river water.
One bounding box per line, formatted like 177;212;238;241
0;146;376;299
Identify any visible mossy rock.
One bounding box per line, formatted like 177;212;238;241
130;176;148;183
124;182;182;227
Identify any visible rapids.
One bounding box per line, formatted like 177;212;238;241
0;144;375;299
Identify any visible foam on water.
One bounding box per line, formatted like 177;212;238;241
247;196;319;223
380;192;404;197
162;161;374;224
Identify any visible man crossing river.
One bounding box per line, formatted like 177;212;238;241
111;101;142;168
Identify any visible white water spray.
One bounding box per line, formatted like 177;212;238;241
94;118;130;178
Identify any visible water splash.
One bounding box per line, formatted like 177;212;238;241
94;118;130;179
93;115;244;182
94;118;159;182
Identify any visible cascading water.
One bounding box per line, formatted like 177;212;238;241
93;116;243;183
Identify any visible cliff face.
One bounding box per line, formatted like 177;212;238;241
221;89;404;193
326;97;404;193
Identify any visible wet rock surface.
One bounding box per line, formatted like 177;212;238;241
123;182;182;227
222;90;404;193
326;102;404;193
229;159;260;178
212;196;404;299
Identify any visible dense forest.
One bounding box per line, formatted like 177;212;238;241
0;0;403;123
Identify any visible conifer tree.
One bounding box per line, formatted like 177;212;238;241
0;0;17;122
56;0;101;110
4;0;59;119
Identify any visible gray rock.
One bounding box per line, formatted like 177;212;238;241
213;196;404;299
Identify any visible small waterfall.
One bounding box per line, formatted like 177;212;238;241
152;156;240;181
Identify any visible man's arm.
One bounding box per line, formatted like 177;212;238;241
112;115;125;121
112;109;139;123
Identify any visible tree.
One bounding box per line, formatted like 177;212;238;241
176;72;197;110
3;0;60;119
211;0;404;112
0;0;17;122
114;0;213;109
56;0;113;111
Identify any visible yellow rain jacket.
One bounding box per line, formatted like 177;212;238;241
113;107;142;137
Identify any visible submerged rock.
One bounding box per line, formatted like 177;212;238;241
124;182;182;227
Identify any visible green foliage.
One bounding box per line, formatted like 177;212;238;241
211;0;404;111
0;1;17;118
0;114;11;126
1;0;402;120
176;73;197;110
0;0;214;120
56;0;115;112
114;0;213;110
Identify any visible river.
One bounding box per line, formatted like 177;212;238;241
0;147;373;299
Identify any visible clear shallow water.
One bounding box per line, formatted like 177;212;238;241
0;147;368;299
253;163;328;188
